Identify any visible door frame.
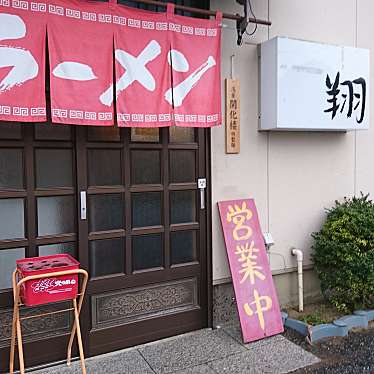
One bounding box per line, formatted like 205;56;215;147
75;126;213;356
205;128;213;329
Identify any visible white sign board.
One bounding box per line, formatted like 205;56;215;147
260;37;370;131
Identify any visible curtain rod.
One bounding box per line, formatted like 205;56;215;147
124;0;271;26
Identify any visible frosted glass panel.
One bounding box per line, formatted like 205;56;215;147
90;238;125;277
133;234;163;271
38;243;76;257
170;150;195;183
34;123;72;140
0;149;23;189
171;231;196;265
37;196;75;236
88;149;121;186
35;149;73;188
0;122;22;139
131;128;159;143
132;192;161;228
169;127;195;143
87;126;120;142
89;194;124;232
0;248;25;289
0;199;24;240
170;190;196;224
131;150;160;185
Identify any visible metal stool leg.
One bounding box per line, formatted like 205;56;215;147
9;313;16;373
9;271;18;374
9;304;19;374
16;308;25;374
9;306;25;374
67;271;88;368
73;298;86;374
66;299;76;366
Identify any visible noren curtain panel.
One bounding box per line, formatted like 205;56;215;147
0;0;222;127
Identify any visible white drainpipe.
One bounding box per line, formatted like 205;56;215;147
291;248;304;312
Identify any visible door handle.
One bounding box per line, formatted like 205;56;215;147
80;191;87;220
198;178;207;210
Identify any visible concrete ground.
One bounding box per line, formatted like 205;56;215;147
31;325;319;374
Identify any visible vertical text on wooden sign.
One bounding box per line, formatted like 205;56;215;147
218;199;284;343
225;78;240;154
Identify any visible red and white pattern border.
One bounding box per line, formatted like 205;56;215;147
0;105;46;117
1;0;220;36
51;108;112;122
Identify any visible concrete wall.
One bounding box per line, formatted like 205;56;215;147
210;0;370;303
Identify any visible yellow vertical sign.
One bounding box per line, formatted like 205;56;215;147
225;78;240;154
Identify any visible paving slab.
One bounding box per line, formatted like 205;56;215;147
208;336;320;374
222;324;286;349
29;327;319;374
138;328;246;374
31;349;154;374
172;364;217;374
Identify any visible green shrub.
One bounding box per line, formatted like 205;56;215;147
312;193;374;313
299;311;329;326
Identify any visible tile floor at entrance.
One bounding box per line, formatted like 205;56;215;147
30;325;319;374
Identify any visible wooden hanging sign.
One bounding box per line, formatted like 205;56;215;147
218;199;284;342
225;79;240;154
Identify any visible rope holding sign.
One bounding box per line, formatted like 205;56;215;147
216;10;223;24
167;2;175;18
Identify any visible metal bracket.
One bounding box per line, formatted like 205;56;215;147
80;191;87;220
236;0;249;45
198;178;207;210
